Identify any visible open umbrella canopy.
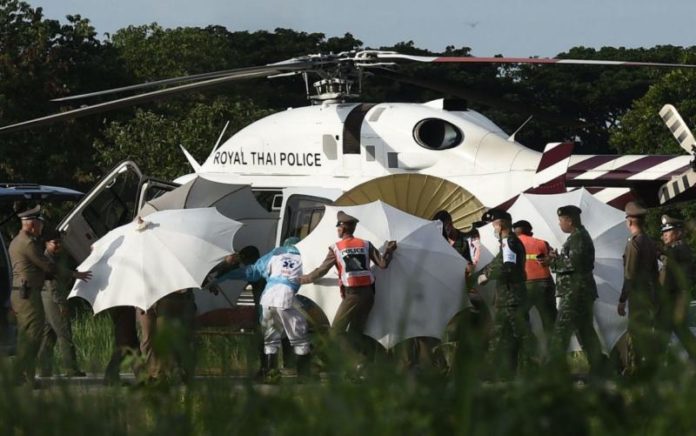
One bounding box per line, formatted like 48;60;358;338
476;189;629;350
298;200;470;349
69;207;243;314
139;176;277;315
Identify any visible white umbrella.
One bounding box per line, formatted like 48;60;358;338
476;189;629;350
298;200;470;349
69;207;243;314
139;176;278;315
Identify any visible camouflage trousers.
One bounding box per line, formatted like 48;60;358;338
487;304;532;377
550;292;606;374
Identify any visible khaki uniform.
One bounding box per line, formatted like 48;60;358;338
37;250;81;375
550;225;606;374
150;290;197;382
620;231;659;370
9;231;60;382
104;306;139;384
304;242;388;359
657;241;696;359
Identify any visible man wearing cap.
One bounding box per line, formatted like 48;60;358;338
478;209;531;376
300;211;397;360
8;206;91;384
618;201;659;374
548;205;606;375
512;220;557;340
36;229;85;377
655;212;696;360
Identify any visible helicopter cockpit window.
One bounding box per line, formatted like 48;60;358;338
280;194;331;242
413;118;463;150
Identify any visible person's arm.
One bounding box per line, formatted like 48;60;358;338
619;239;637;304
370;241;397;269
300;248;336;284
25;243;58;276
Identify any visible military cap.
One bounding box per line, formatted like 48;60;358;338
661;213;684;232
512;220;532;231
336;211;359;226
557;205;582;217
481;208;511;223
624;201;648;218
17;205;43;221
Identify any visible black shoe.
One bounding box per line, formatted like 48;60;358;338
66;370;87;377
296;353;312;381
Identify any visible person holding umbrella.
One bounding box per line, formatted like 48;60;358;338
300;211;397;361
512;220;557;339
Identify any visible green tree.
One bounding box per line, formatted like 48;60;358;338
0;0;125;187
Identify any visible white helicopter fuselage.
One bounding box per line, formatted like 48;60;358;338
181;99;691;217
181;100;543;208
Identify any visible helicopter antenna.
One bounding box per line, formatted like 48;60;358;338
508;115;533;142
212;121;230;154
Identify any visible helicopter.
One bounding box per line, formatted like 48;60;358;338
2;50;696;311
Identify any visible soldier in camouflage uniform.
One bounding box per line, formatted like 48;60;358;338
655;213;696;360
617;202;659;374
478;209;531;377
548;205;606;375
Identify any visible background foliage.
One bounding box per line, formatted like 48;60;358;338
2;0;696;191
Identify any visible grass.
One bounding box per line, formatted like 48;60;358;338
8;313;696;435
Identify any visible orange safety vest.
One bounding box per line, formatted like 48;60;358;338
332;237;375;287
518;234;552;281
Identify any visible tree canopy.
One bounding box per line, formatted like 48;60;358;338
1;0;696;193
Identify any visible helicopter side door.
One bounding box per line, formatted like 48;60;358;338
57;161;178;263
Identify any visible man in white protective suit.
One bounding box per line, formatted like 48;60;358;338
212;237;311;381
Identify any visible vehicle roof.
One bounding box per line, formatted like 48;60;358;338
0;183;83;202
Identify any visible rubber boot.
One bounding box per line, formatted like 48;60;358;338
296;353;311;381
260;353;279;383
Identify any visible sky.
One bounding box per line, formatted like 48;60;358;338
28;0;696;57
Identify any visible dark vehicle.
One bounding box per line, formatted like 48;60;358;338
0;183;84;354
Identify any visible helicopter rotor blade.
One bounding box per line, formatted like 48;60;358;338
51;66;284;102
0;61;314;134
362;51;696;68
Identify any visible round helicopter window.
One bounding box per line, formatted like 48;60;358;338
413;118;463;150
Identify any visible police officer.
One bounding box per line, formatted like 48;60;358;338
300;211;396;360
512;220;557;339
655;212;696;360
548;205;606;375
9;206;91;384
477;209;531;377
36;229;85;377
617;201;659;374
